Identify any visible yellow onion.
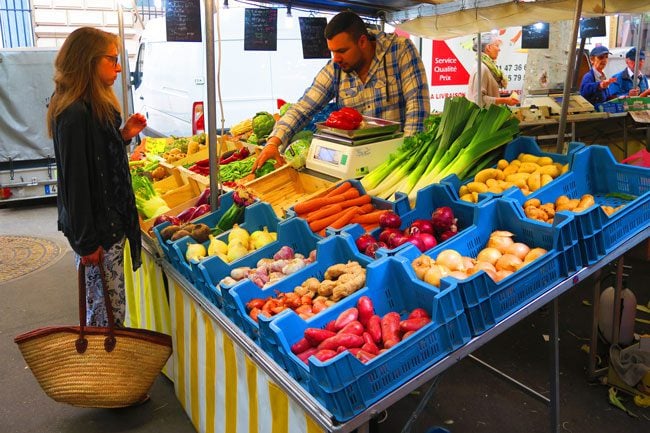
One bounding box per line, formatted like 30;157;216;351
487;230;515;254
448;270;469;280
461;256;476;273
435;249;464;271
495;269;514;282
412;255;434;280
505;242;531;261
524;247;547;263
423;264;449;287
495;253;523;272
476;247;502;265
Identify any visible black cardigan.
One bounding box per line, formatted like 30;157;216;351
53;100;141;269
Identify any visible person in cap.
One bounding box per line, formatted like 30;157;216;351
466;33;519;107
580;45;617;106
608;47;650;98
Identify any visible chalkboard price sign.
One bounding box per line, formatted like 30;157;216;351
299;17;331;59
166;0;202;42
244;8;277;51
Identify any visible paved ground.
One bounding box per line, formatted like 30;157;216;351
1;198;648;433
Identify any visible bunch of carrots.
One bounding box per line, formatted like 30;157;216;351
293;181;388;236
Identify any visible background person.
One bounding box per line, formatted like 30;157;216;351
580;45;617;106
466;33;519;108
46;27;147;327
608;47;650;98
251;11;430;171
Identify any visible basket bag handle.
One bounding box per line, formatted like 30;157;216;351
75;262;117;354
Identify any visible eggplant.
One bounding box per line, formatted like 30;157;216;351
195;188;211;206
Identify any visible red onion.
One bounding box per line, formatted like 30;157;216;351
153;214;180;227
407;235;427;252
364;242;382;258
416;232;437;251
379;228;402;244
387;232;409;249
408;219;435;235
355;233;376;253
438;230;457;242
431;206;455;233
379;211;402;229
195;188;211;206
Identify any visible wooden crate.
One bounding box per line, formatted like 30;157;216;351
245;165;334;217
139;195;200;238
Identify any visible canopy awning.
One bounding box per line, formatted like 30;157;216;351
389;0;650;39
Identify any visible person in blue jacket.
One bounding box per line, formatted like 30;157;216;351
580;46;617;106
608;47;650;98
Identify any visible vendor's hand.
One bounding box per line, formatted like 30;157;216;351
122;113;147;141
629;88;641;97
81;247;104;266
251;139;285;172
502;97;519;106
600;78;617;89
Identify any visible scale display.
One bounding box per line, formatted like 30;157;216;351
314;145;346;166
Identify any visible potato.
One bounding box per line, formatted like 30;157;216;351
518;153;540;163
458;184;469;196
537;164;560;178
527;172;541;191
555;195;570;207
467;181;488;194
502;164;519;177
541;173;554;187
505;172;530;189
537;156;554;166
524;198;541;208
518;162;540;174
578;194;595;209
497;159;509;170
460;193;475;203
474;168;499;184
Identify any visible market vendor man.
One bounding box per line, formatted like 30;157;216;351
579;46;617;106
608;47;650;98
251;11;430;171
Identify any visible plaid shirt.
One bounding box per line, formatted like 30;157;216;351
272;31;430;145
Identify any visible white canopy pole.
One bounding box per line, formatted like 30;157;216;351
555;0;584;154
632;14;644;89
476;32;483;108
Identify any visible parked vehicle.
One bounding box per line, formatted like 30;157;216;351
130;6;331;137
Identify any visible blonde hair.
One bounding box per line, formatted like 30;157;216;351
47;27;121;137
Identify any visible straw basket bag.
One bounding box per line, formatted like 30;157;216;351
14;263;172;408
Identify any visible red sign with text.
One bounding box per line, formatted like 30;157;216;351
430;40;469;86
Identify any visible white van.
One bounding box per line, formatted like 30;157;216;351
131;7;332;137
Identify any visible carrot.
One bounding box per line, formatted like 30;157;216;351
306;204;343;223
361;223;379;232
294;188;359;215
325;181;352;197
356;203;375;214
337;194;371;210
351;209;388;224
309;212;343;232
329;206;361;230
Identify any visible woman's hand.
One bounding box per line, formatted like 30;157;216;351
81;246;104;266
121;113;147;141
251;138;285;172
497;97;519;106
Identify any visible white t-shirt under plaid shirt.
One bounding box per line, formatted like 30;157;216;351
271;31;431;145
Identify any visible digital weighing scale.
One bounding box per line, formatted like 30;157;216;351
521;93;595;115
305;117;403;179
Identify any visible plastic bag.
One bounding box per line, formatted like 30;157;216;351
284;139;310;169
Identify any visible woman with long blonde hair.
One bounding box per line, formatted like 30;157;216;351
48;27;147;327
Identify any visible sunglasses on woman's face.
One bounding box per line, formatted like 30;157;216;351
103;55;119;67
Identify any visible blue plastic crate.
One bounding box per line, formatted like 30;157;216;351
397;198;582;336
284;179;399;237
170;201;280;287
596;101;625;113
507;145;650;265
341;181;480;259
267;256;470;421
152;191;237;265
223;233;371;342
197;217;321;310
441;136;584;206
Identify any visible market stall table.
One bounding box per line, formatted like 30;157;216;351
124;223;649;433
